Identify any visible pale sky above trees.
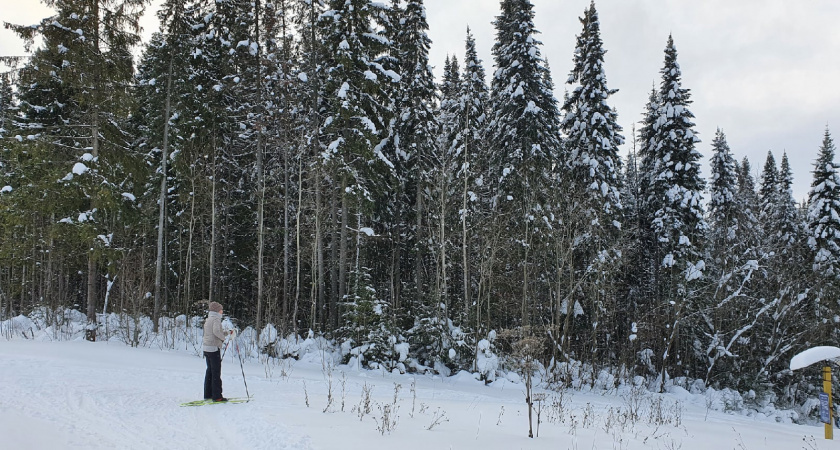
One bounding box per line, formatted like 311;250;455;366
1;0;838;200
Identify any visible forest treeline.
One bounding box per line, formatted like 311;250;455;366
1;0;838;405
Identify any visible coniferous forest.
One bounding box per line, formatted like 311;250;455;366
1;0;839;407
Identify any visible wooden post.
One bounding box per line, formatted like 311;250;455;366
824;366;834;440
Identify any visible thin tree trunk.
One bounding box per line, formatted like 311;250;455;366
392;184;403;313
461;147;470;324
330;188;339;330
521;214;530;329
153;46;176;333
415;184;423;303
339;175;349;314
439;171;447;311
209;139;218;304
86;254;97;340
315;166;325;330
46;214;54;312
184;175;196;309
283;133;291;328
254;0;266;337
474;226;499;371
659;296;683;393
293;145;304;336
85;0;104;341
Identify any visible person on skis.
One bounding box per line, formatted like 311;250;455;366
203;301;232;402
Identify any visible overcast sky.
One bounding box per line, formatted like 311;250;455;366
2;0;838;201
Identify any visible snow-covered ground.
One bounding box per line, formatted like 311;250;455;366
0;337;835;450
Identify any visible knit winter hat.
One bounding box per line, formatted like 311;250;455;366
208;301;223;313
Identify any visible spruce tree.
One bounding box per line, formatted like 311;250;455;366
631;87;662;348
645;36;706;387
134;0;199;330
561;1;624;234
8;0;146;336
775;152;801;249
559;0;624;365
758;151;779;227
701;129;762;387
453;29;493;371
455;29;491;329
807;129;840;277
387;0;446;370
319;0;400;361
735;157;762;252
708;129;739;254
489;0;560;329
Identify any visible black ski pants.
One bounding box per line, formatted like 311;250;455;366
204;350;223;400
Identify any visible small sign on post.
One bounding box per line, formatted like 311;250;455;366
820;392;831;424
789;347;838;440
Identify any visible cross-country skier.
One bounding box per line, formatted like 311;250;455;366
203;301;232;402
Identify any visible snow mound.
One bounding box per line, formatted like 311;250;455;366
790;346;840;370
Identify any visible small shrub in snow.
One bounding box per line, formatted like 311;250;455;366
340;372;348;412
409;379;417;418
323;366;335;413
582;402;596;428
426;408;448;430
373;383;401;435
374;401;399;435
545;389;571;425
353;383;373;421
622;385;646;425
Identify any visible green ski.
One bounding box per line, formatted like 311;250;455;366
180;397;252;407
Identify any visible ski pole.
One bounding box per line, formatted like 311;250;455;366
221;330;234;359
234;334;251;400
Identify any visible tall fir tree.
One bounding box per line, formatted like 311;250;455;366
134;0;198;330
387;0;449;370
561;1;624;234
489;0;560;330
630;87;662;348
559;0;624;364
319;0;400;362
708;129;739;255
774;152;802;250
455;28;491;325
643;36;706;387
758;151;779;227
8;0;146;335
807;129;840;277
735;157;762;253
701;129;763;387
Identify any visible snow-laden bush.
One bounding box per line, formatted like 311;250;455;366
405;306;476;376
442;322;476;374
338;270;403;371
0;314;36;339
475;330;499;383
260;323;279;349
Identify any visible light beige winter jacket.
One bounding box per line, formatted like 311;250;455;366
202;311;226;352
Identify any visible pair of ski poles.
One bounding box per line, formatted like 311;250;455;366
221;330;251;400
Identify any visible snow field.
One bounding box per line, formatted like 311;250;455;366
0;339;835;449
